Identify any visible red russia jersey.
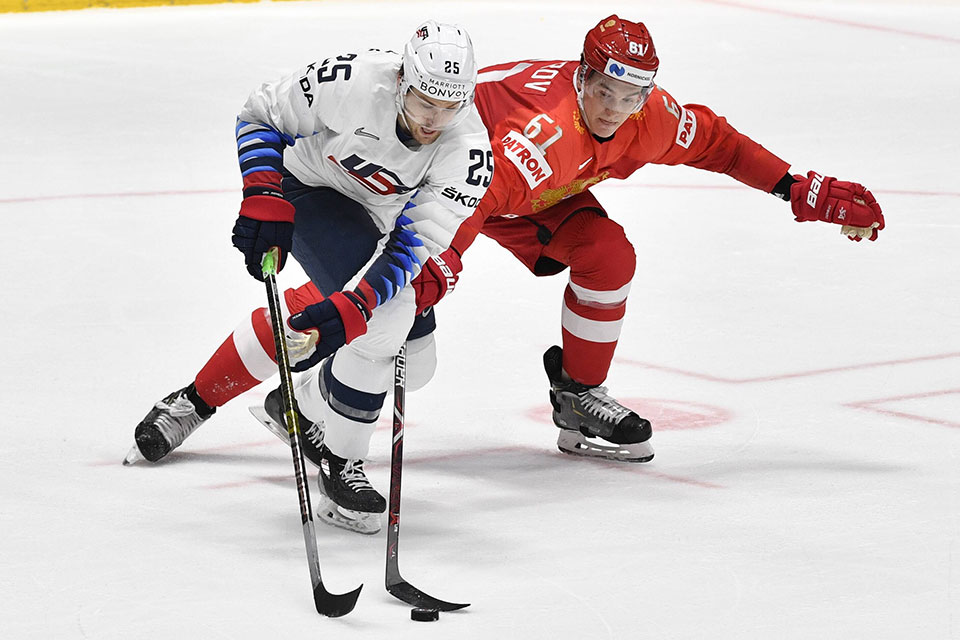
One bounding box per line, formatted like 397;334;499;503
452;60;790;252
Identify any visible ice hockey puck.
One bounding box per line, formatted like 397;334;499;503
411;607;440;622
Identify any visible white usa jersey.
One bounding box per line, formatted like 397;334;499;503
237;49;491;255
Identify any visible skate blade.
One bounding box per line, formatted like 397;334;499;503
249;406;292;444
250;405;327;470
122;444;144;466
556;430;655;463
316;496;381;535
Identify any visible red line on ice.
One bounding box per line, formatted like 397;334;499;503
0;188;234;204
3;184;959;205
618;352;960;384
845;388;960;429
181;443;725;491
697;0;960;44
89;439;278;467
847;406;960;429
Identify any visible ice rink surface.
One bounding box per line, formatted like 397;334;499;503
2;0;959;637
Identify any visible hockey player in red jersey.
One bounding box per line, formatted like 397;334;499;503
412;15;884;463
126;15;885;540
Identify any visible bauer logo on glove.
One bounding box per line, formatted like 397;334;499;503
790;170;884;241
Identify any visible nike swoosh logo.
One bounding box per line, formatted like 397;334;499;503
354;127;379;140
578;157;593;171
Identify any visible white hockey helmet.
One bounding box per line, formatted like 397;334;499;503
397;20;478;133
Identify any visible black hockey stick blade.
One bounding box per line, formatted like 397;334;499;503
262;250;362;618
315;582;363;617
385;344;469;613
386;580;469;612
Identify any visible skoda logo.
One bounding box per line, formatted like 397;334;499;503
609;63;626;77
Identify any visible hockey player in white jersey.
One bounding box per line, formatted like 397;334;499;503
125;21;491;534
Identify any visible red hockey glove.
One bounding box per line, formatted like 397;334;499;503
790;171;884;241
412;249;463;314
287;291;371;371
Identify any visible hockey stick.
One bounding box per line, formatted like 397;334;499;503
385;342;469;611
261;248;362;617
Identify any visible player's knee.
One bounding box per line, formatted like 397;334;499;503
348;336;405;366
249;307;277;358
574;216;636;281
283;281;325;314
405;334;437;392
350;288;418;360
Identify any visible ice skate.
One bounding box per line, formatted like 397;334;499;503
543;345;654;463
123;384;216;464
248;387;325;468
316;446;385;535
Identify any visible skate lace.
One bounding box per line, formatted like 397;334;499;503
153;395;205;449
340;459;376;493
578;386;632;424
303;421;324;448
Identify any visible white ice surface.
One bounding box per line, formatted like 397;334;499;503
1;1;959;638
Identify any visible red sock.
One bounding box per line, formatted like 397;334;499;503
193;280;327;407
559;285;625;385
194;307;276;407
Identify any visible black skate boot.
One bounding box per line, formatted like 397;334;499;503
123;383;216;464
261;387;325;468
316;445;385;535
543;345;654;463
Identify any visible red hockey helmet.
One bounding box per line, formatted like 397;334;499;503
582;15;658;89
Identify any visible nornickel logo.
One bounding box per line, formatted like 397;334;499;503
609;64;626;77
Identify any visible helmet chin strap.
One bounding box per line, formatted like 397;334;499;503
396;106;413;135
573;63;591;131
394;74;418;141
394;107;424;149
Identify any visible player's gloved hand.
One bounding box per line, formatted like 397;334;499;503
231;197;296;281
287;291;372;371
284;324;320;370
790;171;884;241
412;248;463;314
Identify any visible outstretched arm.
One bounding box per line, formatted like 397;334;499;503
649;91;884;242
